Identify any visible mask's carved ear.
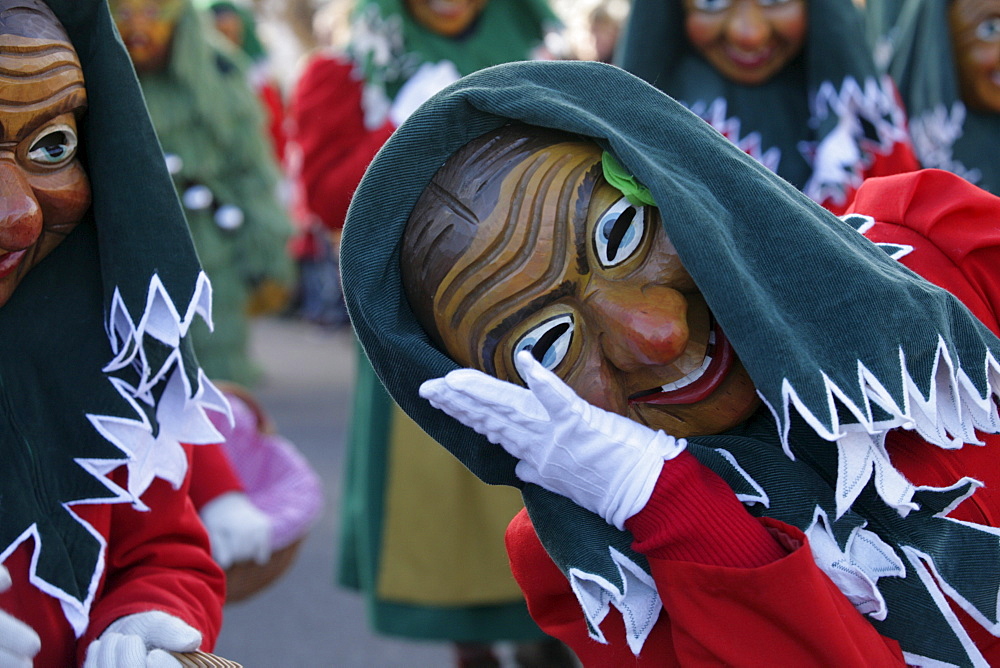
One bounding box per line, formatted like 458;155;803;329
400;123;580;349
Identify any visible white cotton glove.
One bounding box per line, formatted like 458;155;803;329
0;565;40;668
84;611;201;668
388;60;462;126
199;491;273;569
420;351;687;529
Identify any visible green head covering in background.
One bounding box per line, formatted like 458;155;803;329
207;1;266;61
0;0;226;636
341;60;1000;665
868;0;1000;196
617;0;914;211
347;0;559;129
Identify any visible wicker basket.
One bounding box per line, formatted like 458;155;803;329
171;650;242;667
224;537;305;603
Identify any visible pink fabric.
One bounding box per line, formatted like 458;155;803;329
209;394;324;550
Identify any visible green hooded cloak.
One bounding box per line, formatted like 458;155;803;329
867;0;1000;196
0;0;227;636
341;60;1000;666
617;0;915;211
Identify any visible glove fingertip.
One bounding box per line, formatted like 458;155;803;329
147;649;183;668
418;379;442;399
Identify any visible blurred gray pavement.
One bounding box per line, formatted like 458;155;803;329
212;316;454;667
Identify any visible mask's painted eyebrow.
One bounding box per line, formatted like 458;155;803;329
478;162;601;376
574;163;602;276
480;280;577;377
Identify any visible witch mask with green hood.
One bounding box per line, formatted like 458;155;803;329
0;0;227;637
341;60;1000;666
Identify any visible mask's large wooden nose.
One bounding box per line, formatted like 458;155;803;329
0;159;43;252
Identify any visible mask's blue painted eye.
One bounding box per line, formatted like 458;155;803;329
28;125;78;166
691;0;732;12
594;197;646;268
513;314;574;378
976;17;1000;42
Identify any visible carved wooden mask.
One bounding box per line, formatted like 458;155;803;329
109;0;184;74
682;0;808;86
949;0;1000;113
401;124;760;438
0;0;90;307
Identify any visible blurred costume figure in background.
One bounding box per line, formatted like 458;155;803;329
111;0;295;388
340;59;1000;666
866;0;1000;195
618;0;919;214
284;0;356;329
0;1;235;665
588;0;628;63
110;0;316;605
286;0;574;665
203;385;325;603
208;0;288;163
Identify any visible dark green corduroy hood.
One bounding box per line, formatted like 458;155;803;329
341;61;1000;665
0;0;226;636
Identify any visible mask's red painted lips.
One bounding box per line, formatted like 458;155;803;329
725;44;776;70
628;321;734;406
0;250;26;280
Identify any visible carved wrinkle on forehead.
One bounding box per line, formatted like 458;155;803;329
442;151;598;371
0;41;84;139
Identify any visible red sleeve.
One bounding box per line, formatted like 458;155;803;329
506;451;909;666
507;510;906;666
77;445;226;664
625;450;786;567
286;53;395;231
257;80;287;163
848;168;1000;333
650;518;905;666
506;508;676;666
187;441;245;510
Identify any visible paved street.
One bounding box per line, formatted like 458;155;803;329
212;316;454;667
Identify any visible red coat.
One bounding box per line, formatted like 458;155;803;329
0;444;226;667
506;170;1000;666
286;52;395;238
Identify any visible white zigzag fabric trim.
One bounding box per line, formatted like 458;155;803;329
804;508;905;621
804;75;911;207
568;547;661;656
759;339;1000;517
103;271;213;395
27;272;229;637
900;544;994;668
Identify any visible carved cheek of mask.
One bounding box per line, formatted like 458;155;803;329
0;35;90;308
949;0;1000;113
404;0;490;37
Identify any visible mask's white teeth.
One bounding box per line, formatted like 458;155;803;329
659;353;713;393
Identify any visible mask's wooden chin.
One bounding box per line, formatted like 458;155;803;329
628;359;760;438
